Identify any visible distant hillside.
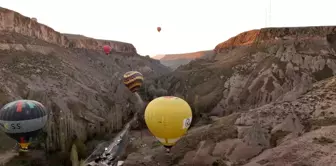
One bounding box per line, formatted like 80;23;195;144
151;54;166;60
156;50;215;69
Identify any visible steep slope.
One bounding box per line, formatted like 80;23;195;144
156;50;215;69
0;6;169;164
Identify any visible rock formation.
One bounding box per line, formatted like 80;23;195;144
0;7;169;165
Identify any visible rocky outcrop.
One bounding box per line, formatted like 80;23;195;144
0;7;136;53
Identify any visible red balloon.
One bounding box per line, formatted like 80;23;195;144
103;45;111;55
157;27;161;32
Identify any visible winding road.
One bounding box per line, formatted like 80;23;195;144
84;93;144;166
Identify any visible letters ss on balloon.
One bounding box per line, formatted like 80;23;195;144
10;123;21;130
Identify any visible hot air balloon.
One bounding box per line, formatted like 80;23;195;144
157;27;161;32
0;100;48;152
123;71;144;93
103;45;111;55
144;96;192;151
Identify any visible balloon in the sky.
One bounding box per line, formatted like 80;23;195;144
123;71;144;93
144;96;192;149
157;27;161;32
0;100;48;151
103;45;111;55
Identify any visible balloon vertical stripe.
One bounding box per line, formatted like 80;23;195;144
16;101;22;112
27;101;35;109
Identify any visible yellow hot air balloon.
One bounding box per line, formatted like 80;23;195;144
144;96;192;148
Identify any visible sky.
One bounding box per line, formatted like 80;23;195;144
1;0;335;56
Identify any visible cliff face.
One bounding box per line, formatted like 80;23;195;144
214;26;336;53
0;7;136;53
0;7;169;163
214;29;260;53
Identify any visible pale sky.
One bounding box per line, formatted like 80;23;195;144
1;0;335;56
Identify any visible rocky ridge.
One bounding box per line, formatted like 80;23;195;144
0;7;136;53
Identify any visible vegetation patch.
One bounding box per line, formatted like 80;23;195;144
72;138;87;159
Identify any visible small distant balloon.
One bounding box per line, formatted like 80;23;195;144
31;17;37;22
157;27;161;32
103;45;111;55
123;71;144;93
0;100;48;151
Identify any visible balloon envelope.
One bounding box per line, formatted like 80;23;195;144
103;45;111;55
157;27;161;32
144;96;192;147
123;71;144;93
0;100;48;150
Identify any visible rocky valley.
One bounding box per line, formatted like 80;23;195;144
124;27;336;166
1;5;336;166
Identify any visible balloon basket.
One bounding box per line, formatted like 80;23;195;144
163;146;172;153
165;148;170;153
19;148;29;152
18;150;29;157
